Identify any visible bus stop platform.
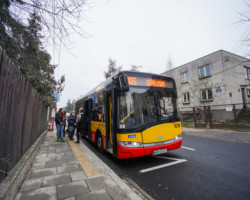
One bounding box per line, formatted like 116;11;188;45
14;130;146;200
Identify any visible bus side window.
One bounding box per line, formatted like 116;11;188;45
92;104;99;121
97;92;105;122
99;107;105;122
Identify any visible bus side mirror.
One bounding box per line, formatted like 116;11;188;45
119;74;129;92
174;91;178;98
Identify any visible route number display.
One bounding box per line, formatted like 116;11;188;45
127;76;170;88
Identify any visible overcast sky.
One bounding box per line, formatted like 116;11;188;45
54;0;249;109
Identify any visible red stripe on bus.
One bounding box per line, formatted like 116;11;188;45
91;131;96;143
117;138;182;159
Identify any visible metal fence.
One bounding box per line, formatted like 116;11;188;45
0;48;49;183
180;103;250;132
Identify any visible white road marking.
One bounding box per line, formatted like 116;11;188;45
139;156;187;173
181;146;196;151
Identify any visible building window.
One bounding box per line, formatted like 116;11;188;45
183;92;190;103
244;66;250;79
201;89;213;101
247;89;250;96
181;72;188;83
199;65;211;78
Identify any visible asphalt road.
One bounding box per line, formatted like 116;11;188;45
80;134;250;200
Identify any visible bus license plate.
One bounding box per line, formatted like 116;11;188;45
153;148;167;155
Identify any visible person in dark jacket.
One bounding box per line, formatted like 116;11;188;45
67;111;76;140
63;111;66;137
76;107;86;143
55;108;65;142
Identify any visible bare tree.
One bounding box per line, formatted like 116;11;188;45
233;2;250;56
104;58;122;79
1;3;67;105
9;0;90;48
130;64;142;72
166;54;174;71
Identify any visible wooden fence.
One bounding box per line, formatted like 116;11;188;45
0;47;49;183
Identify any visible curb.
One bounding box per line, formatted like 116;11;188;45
123;177;155;200
0;131;47;200
182;127;250;134
77;140;149;200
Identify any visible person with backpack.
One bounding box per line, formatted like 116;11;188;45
67;111;76;140
76;107;86;143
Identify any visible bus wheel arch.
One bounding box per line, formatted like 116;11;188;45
95;130;104;152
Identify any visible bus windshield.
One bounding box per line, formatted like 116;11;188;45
117;87;179;129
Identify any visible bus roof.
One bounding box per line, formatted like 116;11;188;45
76;71;174;102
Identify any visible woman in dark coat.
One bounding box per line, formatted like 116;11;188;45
55;108;65;142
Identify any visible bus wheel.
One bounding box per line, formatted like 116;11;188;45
97;133;104;153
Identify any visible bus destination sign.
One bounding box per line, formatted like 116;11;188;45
127;76;170;88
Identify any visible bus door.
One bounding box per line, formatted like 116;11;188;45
105;88;117;157
84;99;92;138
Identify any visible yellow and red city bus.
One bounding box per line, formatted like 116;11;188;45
75;71;182;159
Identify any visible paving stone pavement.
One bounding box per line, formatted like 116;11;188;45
14;131;144;200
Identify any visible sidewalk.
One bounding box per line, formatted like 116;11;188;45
14;128;249;200
14;131;145;200
182;127;250;143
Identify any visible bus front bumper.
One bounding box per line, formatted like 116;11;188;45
117;138;183;159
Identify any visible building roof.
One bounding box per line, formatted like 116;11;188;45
163;49;249;73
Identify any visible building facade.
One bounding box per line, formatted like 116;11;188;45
163;50;250;108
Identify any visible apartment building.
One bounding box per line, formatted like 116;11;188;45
163;50;250;108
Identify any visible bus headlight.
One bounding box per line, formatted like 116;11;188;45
174;134;182;141
118;141;144;148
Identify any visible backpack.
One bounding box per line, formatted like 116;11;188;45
55;113;60;124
